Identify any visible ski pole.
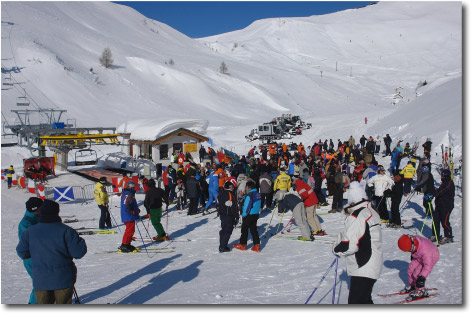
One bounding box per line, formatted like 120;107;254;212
281;216;294;234
73;286;80;304
286;219;295;233
273;207;287;236
263;207;277;238
135;221;151;257
332;257;339;304
139;217;153;240
398;191;415;215
419;207;429;235
305;257;337;304
107;206;121;233
428;202;440;247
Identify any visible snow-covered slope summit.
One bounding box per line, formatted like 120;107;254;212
1;1;462;154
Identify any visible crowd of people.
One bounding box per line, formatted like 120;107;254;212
14;133;457;304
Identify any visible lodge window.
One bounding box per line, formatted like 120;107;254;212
173;143;182;153
160;144;169;159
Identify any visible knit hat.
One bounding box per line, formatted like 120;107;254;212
147;179;156;187
39;199;61;223
99;176;107;184
25;197;43;213
398;234;418;252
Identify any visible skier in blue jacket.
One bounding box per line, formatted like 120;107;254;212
17;197;43;304
203;169;220;214
120;180;141;252
233;181;262;252
16;199;87;304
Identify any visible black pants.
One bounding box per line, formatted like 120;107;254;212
164;185;170;200
188;197;199;215
390;195;402;225
385;144;391;156
261;192;273;209
374;195;389;220
332;186;344;211
433;206;453;238
219;214;236;249
98;205;111;229
315;189;326;203
348;276;376;304
240;214;260;245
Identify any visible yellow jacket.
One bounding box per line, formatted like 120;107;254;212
274;172;292;191
94;182;109;205
6;166;14;178
400;164;416;179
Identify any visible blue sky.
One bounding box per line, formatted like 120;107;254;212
116;1;376;38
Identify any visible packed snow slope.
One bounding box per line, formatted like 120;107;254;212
1;1;462;151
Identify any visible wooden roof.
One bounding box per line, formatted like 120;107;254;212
129;128;208;145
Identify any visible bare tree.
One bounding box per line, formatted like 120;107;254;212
99;47;113;69
219;61;228;74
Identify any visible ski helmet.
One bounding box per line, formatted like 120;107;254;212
398;234;418;253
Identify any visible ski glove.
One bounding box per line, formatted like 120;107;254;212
416;276;426;288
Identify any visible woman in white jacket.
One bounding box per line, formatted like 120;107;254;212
333;181;383;304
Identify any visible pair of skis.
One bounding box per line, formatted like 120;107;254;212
377;288;438;304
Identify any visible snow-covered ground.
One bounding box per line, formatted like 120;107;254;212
1;147;464;305
1;0;464;306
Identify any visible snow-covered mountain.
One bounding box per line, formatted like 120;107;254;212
1;1;462;156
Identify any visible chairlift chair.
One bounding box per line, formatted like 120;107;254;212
16;95;30;106
74;149;98;166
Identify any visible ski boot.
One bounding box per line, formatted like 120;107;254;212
406;288;429;301
315;230;327;236
219;246;231;253
298;236;314;242
233;243;247;250
153;233;170;241
439;237;454;245
400;285;415;294
118;244;138;253
251;244;261;252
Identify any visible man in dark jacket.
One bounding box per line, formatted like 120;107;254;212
186;174;201;215
329;167;345;213
422;138;432;159
415;165;435;220
433;169;455;244
144;179;169;241
217;181;239;252
389;173;404;228
359;135;367;149
16;200;87;304
384;134;392;156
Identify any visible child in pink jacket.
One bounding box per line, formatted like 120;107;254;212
397;234;440;300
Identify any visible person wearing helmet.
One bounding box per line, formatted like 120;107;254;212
415;165;436;226
119;180;140;253
432;169;455;244
397;234;439;301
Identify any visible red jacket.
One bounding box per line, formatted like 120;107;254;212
162;170;169;186
296;179;319;207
